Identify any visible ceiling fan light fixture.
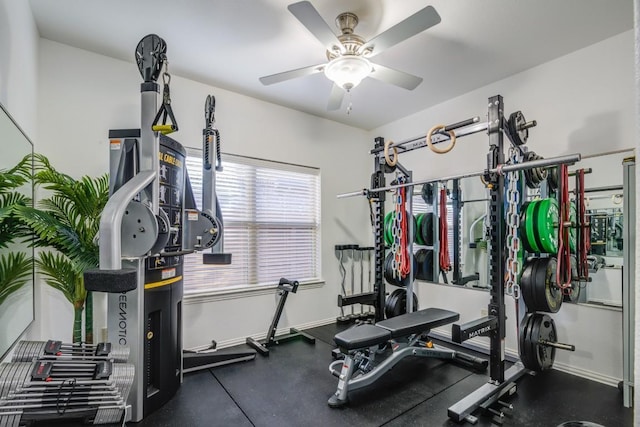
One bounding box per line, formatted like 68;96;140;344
324;55;372;91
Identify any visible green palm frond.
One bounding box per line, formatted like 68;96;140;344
37;251;85;305
0;155;32;191
0;192;33;248
0;252;32;306
14;205;97;271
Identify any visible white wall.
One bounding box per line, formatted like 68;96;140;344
36;39;373;346
0;0;38;138
0;0;39;354
370;31;635;384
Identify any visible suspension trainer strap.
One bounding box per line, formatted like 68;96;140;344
152;64;179;134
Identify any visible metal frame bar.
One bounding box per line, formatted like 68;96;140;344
622;158;635;407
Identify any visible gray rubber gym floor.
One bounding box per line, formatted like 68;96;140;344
43;323;633;426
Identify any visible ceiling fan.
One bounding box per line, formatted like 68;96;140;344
259;1;441;110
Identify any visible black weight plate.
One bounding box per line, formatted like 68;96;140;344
522;312;539;371
541;314;557;370
547;166;558;192
564;256;580;303
395;255;418;287
415;249;434;281
519;314;534;369
384;252;394;285
530;313;556;371
536;257;562;313
385;289;418;319
520;257;537;312
415;249;426;280
421;213;434;246
508;111;528;146
385;289;403;319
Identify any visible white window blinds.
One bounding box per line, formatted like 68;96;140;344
183;151;321;296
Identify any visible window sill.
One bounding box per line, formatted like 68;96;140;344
183;279;325;305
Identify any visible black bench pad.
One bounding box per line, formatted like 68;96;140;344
376;307;459;338
334;324;392;350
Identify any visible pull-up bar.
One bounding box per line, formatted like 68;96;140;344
337;153;581;199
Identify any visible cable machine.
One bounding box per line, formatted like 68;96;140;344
83;34;247;423
337;95;582;423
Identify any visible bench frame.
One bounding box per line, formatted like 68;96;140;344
328;308;487;408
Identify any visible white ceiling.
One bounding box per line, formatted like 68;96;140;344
28;0;633;130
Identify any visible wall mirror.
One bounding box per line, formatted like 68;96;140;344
0;102;34;360
409;149;634;311
569;149;634;309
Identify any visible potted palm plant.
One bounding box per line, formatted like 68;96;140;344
0;156;33;307
17;154;109;344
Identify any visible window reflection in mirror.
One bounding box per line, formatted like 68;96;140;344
0;103;34;360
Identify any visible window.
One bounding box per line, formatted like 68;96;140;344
183;151;321;296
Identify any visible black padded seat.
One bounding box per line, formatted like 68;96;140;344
376;307;459;338
334;324;392;350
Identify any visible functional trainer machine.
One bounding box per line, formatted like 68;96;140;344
336;95;582;422
246;278;316;356
84;34;253;422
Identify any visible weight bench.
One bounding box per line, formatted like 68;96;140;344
328;307;488;408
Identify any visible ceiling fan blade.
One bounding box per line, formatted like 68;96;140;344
369;63;423;90
362;6;441;57
288;1;342;51
327;84;344;111
259;64;325;86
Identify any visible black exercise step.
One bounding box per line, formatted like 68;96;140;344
334;324;391;350
376;307;459;338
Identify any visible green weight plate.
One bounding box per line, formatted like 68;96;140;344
525;200;541;253
536;198;559;254
415;213;426;245
569;202;577;253
384;212;393;246
520;202;535;253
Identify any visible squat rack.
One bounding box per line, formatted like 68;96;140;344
338;95;581;423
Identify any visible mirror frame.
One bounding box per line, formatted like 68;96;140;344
0;101;35;361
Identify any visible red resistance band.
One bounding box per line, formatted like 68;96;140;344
556;164;572;291
577;169;590;280
396;186;411;277
439;188;451;272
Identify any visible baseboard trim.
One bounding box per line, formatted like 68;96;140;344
429;328;621;388
551;361;621;387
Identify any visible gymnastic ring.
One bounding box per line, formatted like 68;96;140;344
426;124;456;154
384;139;398;167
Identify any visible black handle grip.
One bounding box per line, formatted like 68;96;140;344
278;278;299;293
